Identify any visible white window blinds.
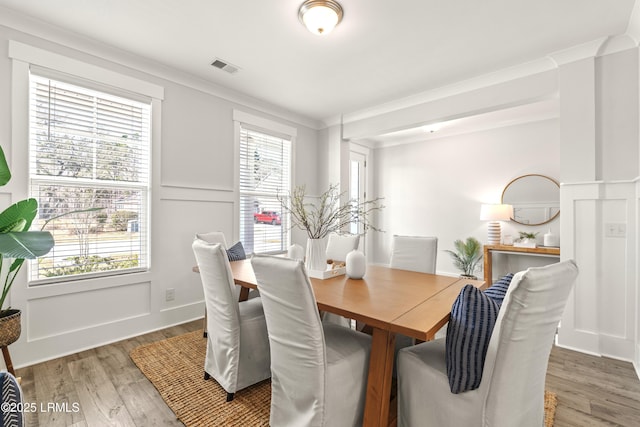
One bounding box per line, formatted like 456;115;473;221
29;73;150;282
238;126;291;254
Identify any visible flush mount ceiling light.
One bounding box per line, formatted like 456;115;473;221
298;0;344;36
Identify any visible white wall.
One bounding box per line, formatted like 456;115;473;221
0;23;319;368
347;40;640;372
556;45;639;366
372;119;561;277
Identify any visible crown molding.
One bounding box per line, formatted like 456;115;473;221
626;0;640;45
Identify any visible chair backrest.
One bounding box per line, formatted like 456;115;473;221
192;239;241;382
389;235;438;273
195;231;228;249
325;233;360;262
481;260;579;427
251;254;328;426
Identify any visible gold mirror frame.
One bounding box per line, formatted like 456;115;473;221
501;174;560;226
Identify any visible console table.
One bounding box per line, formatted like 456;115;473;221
483;244;560;284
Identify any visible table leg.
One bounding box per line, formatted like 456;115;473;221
363;327;396;427
238;287;250;302
484;246;493;285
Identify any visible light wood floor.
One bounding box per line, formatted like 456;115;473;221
14;320;640;426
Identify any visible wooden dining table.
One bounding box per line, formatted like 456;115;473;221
196;259;485;427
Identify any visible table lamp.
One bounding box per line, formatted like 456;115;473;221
480;204;513;245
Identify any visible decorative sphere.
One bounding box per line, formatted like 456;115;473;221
346;250;366;279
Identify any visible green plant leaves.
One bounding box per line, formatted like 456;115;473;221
0;231;55;259
445;237;483;276
0;198;38;233
0;146;11;187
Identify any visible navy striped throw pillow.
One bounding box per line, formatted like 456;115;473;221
226;241;247;262
0;371;23;427
446;284;500;394
483;273;514;307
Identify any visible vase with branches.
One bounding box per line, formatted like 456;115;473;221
278;183;384;271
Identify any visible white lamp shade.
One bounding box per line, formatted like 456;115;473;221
480;204;513;221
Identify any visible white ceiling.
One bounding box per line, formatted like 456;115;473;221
0;0;636;130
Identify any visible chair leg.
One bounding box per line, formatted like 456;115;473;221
204;372;210;380
226;392;234;402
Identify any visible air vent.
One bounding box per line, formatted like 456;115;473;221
211;58;240;74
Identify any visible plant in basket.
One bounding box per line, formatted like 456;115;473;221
0;146;55;347
0;145;98;349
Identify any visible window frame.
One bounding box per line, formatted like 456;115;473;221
28;73;152;284
233;110;296;255
8;41;164;287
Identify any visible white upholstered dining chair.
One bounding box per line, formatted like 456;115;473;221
195;230;228;248
389;235;438;273
325;232;360;262
390;235;439;347
323;232;361;327
195;231;229;338
195;231;257;337
397;260;579;427
192;239;271;402
251;254;372;427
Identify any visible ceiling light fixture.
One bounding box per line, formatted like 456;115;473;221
298;0;344;36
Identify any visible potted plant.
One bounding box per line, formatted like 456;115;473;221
278;183;383;271
514;231;538;248
445;237;483;279
0;145;98;351
0;145;55;348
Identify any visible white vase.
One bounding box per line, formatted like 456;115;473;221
543;229;559;247
305;238;327;272
346;250;366;279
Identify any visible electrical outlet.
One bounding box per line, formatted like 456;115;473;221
166;288;175;301
605;223;627;238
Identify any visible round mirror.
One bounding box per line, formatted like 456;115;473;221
501;174;560;225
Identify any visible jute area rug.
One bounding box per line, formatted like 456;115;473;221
130;330;558;427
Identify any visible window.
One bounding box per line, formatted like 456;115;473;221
238;126;291;254
29;73;150;282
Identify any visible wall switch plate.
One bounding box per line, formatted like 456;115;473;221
605;223;626;238
166;288;175;301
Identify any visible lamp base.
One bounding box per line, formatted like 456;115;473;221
487;222;501;245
